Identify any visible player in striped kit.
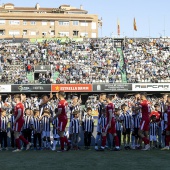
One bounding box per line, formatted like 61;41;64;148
22;109;32;148
39;95;53;117
150;115;158;148
82;107;94;150
160;94;168;145
31;110;42;150
68;96;80;145
51;113;59;151
70;110;80;150
21;94;32;111
131;106;142;150
100;95;120;151
39;109;52;150
120;104;132;150
9;109;15;148
114;108;121;147
96;108;107;150
0;109;8;150
161;95;170;150
95;93;106;150
150;104;161;148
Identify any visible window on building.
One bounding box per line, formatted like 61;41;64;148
59;21;69;26
73;30;79;37
9;20;20;25
30;31;36;35
31;21;36;25
23;30;27;35
59;32;69;37
91;33;96;38
42;21;47;26
50;30;55;36
9;31;20;35
0;30;5;35
50;21;55;26
91;22;96;29
73;21;79;26
23;21;27;25
80;32;88;37
42;32;47;36
0;20;5;25
80;22;88;26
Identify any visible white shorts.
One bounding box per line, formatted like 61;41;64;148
150;135;157;142
42;131;50;138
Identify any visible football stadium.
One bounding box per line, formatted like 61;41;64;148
0;1;170;170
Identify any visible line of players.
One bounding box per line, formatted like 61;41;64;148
0;91;71;152
0;92;170;152
95;93;170;151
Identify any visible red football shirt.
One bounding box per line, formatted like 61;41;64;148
106;102;114;124
58;99;68;120
140;100;151;120
14;102;24;122
150;111;161;122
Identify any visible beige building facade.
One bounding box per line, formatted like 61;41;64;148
0;3;102;39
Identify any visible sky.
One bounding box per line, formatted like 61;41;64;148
1;0;170;38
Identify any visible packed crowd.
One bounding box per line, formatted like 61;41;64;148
124;39;170;83
0;38;123;84
1;38;170;84
0;92;169;152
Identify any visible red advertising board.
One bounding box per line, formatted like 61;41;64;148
51;84;93;92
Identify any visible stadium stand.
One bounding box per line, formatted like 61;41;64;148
0;38;170;84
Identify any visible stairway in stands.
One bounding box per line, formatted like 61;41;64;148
52;71;60;83
117;48;127;83
27;72;34;83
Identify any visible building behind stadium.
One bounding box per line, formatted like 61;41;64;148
0;3;102;39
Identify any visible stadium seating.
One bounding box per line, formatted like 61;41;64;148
0;38;169;84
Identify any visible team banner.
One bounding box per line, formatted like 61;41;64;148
34;65;51;72
93;84;132;92
51;84;93;92
11;85;51;92
132;83;170;91
0;85;11;92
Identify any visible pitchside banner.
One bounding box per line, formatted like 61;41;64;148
51;84;93;92
11;85;51;92
132;83;170;91
93;84;132;92
0;85;11;92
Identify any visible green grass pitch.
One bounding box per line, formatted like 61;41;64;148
0;149;169;170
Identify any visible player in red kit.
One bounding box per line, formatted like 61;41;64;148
137;92;151;151
54;91;71;152
13;94;31;152
99;95;120;151
161;95;170;150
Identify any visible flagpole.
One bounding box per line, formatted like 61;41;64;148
100;17;103;38
133;18;134;42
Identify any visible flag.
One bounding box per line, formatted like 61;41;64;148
117;19;120;36
133;18;137;31
100;17;103;27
